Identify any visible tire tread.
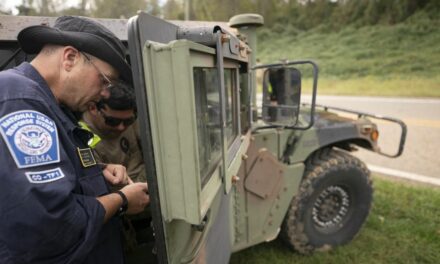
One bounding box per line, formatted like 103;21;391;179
280;148;372;254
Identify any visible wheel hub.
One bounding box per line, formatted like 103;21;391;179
312;185;350;230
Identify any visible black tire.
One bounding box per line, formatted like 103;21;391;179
280;148;373;254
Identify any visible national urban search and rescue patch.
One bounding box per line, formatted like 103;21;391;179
0;110;60;168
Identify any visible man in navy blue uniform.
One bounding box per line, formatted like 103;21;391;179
0;16;150;263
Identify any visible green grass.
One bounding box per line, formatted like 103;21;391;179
230;175;440;264
302;76;440;97
257;17;440;97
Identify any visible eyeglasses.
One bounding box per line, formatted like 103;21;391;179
99;109;137;127
82;52;114;90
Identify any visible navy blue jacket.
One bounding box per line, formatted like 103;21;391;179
0;63;124;263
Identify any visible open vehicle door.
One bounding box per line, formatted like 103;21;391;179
127;12;253;263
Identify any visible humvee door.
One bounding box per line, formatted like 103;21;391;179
128;12;252;264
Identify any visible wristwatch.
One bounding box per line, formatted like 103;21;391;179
115;190;128;217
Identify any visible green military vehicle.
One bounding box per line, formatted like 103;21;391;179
0;12;406;263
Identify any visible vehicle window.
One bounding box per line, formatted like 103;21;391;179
224;69;238;145
193;68;222;187
239;71;250;134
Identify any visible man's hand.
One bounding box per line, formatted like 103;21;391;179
120;182;149;215
102;164;133;186
96;182;149;222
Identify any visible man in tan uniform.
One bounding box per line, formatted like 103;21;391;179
80;80;146;184
81;80;151;253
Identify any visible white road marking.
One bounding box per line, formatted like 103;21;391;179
368;164;440;187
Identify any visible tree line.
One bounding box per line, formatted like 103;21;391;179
2;0;439;30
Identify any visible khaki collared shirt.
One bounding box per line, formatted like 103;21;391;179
81;120;147;183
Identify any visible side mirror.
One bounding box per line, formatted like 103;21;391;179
253;60;318;130
262;67;301;126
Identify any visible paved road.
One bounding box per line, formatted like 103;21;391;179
303;95;440;180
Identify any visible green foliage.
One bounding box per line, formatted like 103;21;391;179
7;0;438;96
301;76;440;97
14;0;58;16
268;0;439;32
61;0;90;16
162;0;183;20
146;0;161;17
92;0;146;18
258;11;440;82
186;0;284;23
8;0;154;18
8;0;439;28
231;175;440;264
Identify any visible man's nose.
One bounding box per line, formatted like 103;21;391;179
100;88;110;99
116;123;126;131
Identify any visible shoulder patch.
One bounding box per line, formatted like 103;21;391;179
25;167;65;184
0;110;60;168
120;137;130;153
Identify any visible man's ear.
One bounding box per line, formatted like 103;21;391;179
62;46;80;72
